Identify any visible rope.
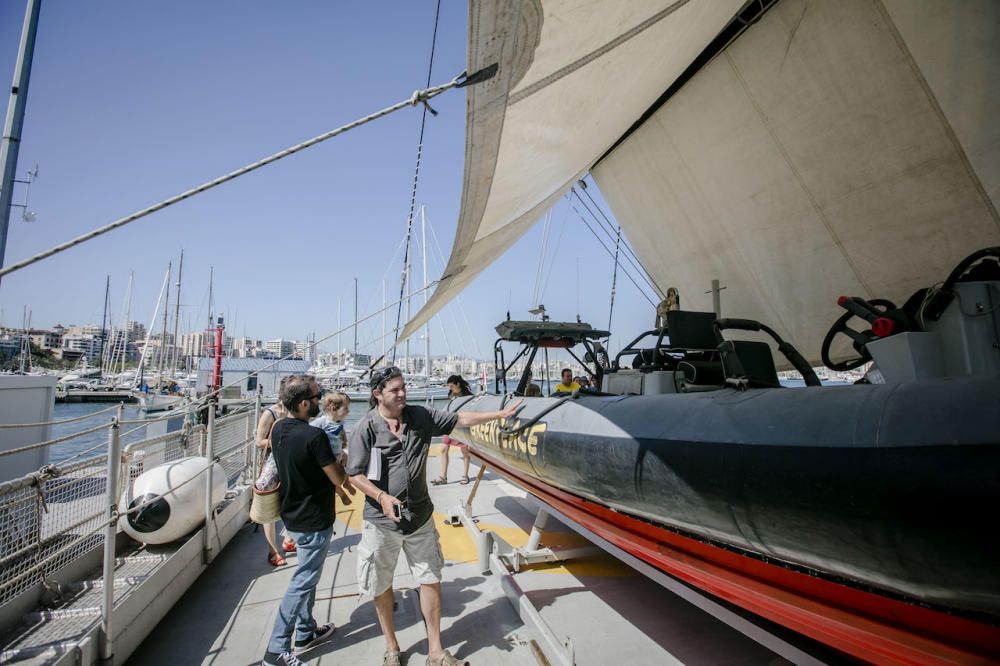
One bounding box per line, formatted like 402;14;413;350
571;186;664;299
0;403;120;429
0;66;492;279
0;422;111;458
393;0;444;362
570;202;657;307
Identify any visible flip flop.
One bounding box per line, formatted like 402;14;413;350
430;477;448;485
460;476;470;485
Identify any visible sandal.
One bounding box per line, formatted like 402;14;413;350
383;649;403;666
282;538;297;554
459;476;470;485
267;550;287;567
427;649;467;666
430;477;448;486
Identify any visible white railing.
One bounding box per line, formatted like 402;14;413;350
0;401;257;623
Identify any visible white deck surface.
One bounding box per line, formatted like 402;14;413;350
128;447;795;665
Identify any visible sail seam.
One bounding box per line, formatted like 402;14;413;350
508;0;691;106
722;51;876;299
872;0;1000;232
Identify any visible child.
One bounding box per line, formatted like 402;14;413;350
311;391;349;467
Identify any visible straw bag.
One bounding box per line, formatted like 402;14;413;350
250;419;281;524
250;483;281;524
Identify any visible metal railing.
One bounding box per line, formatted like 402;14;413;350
0;401;257;620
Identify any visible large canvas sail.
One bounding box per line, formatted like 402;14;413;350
400;0;748;341
592;0;1000;364
403;0;1000;367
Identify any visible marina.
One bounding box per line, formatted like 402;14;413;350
1;0;999;664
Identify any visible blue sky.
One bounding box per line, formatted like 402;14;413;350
0;1;659;362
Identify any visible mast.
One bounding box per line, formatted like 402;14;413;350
405;255;411;374
421;206;430;384
354;278;358;363
207;266;214;333
118;271;134;376
381;280;386;370
134;266;170;389
157;261;171;379
0;0;41;280
99;275;109;377
337;298;342;382
170;250;183;374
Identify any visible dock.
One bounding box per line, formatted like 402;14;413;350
129;445;828;665
54;390;137;403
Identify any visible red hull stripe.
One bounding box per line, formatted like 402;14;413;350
471;450;1000;665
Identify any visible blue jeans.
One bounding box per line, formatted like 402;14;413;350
267;526;334;654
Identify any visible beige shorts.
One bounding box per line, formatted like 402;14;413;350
356;517;444;597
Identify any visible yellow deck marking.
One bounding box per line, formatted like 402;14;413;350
434;512;634;577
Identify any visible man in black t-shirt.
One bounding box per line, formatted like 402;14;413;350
262;376;354;666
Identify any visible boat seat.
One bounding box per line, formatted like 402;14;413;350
722;340;781;388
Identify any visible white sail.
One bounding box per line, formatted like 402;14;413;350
591;0;1000;364
400;0;747;340
402;0;1000;368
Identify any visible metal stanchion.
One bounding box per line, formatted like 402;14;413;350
100;403;124;664
203;403;215;564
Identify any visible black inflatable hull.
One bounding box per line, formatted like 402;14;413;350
450;377;1000;638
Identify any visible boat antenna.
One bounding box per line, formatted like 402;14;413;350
392;0;443;362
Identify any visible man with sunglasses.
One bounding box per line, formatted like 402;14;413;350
262;375;355;666
347;366;522;666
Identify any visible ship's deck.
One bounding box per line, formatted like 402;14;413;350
128;446;796;665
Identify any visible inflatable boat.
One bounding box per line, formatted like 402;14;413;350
449;249;1000;662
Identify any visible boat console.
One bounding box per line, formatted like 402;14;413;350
823;246;1000;384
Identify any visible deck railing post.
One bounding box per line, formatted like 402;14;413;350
250;390;262;483
204;403;216;564
100;403;124;664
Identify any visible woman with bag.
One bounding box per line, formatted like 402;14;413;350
254;393;292;566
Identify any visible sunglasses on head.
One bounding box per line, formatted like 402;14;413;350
371;366;402;389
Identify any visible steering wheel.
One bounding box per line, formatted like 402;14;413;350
821;298;896;371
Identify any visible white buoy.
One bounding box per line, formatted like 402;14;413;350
119;456;227;545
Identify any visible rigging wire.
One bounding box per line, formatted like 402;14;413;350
570;202;657;307
570;186;664;299
0;62;494;279
393;0;443;362
530;210;553;308
608;224;622;331
537;199;571;307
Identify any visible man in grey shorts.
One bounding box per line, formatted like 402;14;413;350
347;366;521;666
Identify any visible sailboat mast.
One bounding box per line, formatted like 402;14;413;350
134;266;170;388
0;0;41;279
207;266;214;333
337;298;342;382
120;271;134;376
99;275;109;376
158;261;171;378
170;250;183;374
354;278;358;363
405;256;411;375
381;280;386;370
421;206;430;384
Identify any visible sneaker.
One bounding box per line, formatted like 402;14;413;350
293;623;336;652
261;651;306;666
282;538;297;554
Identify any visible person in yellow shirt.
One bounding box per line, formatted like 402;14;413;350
553;368;581;394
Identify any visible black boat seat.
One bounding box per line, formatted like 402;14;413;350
722;340;781;388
